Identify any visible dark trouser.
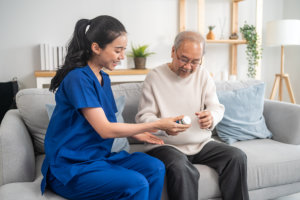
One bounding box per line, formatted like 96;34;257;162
147;141;249;200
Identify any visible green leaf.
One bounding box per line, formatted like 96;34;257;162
128;43;155;58
240;22;262;78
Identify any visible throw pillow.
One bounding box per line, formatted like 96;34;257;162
16;88;55;154
216;83;272;144
45;103;55;119
111;95;130;153
45;95;129;153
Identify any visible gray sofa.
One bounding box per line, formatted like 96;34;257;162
1;81;300;200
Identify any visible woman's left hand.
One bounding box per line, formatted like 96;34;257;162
131;132;164;145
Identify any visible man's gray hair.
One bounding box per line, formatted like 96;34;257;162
174;31;206;54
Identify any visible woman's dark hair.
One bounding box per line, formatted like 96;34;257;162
49;15;127;92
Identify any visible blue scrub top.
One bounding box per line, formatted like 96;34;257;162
41;66;124;193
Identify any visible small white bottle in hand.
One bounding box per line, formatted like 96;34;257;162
176;116;192;125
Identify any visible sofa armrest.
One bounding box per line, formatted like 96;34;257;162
0;109;35;186
263;99;300;145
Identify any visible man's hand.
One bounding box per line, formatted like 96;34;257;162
195;110;213;129
131;132;164;145
158;115;191;136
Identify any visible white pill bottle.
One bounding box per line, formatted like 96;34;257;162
176;116;191;125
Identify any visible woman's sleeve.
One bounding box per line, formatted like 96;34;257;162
63;71;102;109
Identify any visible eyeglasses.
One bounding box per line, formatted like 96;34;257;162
175;51;202;67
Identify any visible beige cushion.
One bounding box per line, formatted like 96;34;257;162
16;89;55;153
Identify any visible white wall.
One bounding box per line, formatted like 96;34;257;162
0;0;299;104
261;0;284;100
0;0;178;88
283;0;300;103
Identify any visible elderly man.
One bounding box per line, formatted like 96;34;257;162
135;31;249;200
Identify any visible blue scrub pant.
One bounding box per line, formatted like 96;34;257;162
47;152;165;200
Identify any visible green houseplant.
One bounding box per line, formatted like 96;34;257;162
240;22;262;78
128;44;155;69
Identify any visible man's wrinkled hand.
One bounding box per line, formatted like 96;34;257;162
195;110;213;129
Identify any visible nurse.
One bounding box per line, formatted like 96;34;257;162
41;15;190;200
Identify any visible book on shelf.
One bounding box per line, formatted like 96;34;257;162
45;44;50;70
48;44;53;70
53;46;58;70
40;43;67;71
58;46;63;66
40;44;46;70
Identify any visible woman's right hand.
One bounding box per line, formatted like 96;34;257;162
157;115;191;136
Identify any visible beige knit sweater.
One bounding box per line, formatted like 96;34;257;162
135;64;225;155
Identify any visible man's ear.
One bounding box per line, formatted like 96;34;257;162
171;46;175;59
91;42;102;55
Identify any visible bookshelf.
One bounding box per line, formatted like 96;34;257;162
206;39;247;44
178;0;254;76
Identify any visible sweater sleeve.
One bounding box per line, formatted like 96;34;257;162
203;70;225;130
135;72;160;123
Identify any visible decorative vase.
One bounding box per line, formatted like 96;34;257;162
134;57;146;69
206;26;216;40
229;32;239;40
206;31;215;40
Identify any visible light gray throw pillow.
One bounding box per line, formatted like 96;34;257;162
216;83;272;144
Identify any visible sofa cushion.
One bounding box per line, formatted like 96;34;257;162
216;83;272;144
111;95;130;153
0;155;66;200
215;79;263;92
45;104;55;119
0;179;67;200
233;139;300;190
208;79;262;136
111;82;143;124
130;139;300;199
112;83;144;144
16;89;55;154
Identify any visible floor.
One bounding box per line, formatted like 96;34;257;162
273;193;300;200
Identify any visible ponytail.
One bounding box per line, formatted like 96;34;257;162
50;19;91;92
50;15;126;92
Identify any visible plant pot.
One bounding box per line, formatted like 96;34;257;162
134;57;146;69
206;30;215;40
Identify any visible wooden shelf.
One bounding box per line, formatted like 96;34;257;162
105;69;150;75
35;69;150;77
35;69;151;88
179;0;247;76
206;39;247;44
35;70;56;77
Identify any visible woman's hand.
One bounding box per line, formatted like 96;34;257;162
157;115;191;136
131;132;164;145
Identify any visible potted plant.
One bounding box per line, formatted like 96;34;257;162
206;25;216;40
240;22;262;78
128;44;155;69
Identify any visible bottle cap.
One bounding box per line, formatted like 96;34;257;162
182;116;191;125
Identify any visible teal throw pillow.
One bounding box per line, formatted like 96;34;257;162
45;95;129;153
111;95;130;153
45;103;55;119
216;83;272;144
